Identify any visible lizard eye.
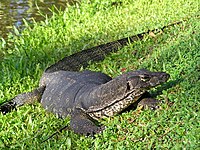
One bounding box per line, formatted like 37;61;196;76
139;74;150;81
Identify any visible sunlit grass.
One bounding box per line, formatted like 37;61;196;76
0;0;199;149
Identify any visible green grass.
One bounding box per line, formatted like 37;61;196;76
0;0;199;149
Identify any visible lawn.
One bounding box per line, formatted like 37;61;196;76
0;0;199;149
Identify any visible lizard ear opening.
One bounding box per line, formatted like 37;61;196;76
127;81;131;91
126;75;138;91
127;79;136;91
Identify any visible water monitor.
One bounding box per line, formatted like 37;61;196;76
0;22;181;135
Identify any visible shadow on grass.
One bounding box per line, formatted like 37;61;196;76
150;78;183;97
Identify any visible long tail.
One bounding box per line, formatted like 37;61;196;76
45;20;184;73
0;86;45;114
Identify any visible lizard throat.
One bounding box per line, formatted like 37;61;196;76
86;89;145;120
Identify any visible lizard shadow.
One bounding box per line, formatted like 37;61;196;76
150;77;183;97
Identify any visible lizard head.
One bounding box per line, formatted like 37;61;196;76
86;69;170;118
126;69;170;91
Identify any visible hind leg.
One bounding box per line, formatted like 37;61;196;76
0;86;45;115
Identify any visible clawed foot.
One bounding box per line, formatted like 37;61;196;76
138;98;160;110
0;101;16;115
74;124;105;136
70;108;105;136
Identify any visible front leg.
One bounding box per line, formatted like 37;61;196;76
137;92;160;110
123;92;160;112
138;98;160;110
70;108;104;136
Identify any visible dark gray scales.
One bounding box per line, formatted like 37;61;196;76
40;69;169;120
0;23;173;135
40;70;112;118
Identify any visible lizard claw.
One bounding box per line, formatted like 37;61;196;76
0;101;16;115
